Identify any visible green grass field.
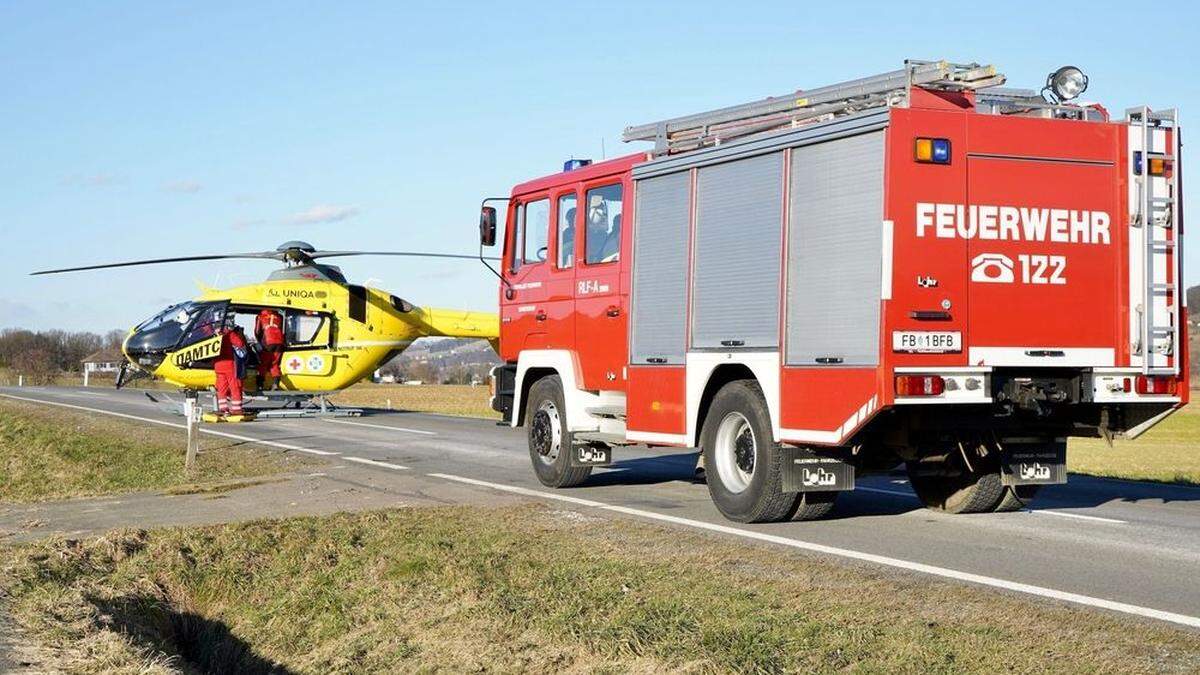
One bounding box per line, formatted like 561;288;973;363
332;382;498;419
0;398;317;503
1069;400;1200;485
2;504;1197;674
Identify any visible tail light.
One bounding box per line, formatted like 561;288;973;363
895;375;945;396
1134;375;1176;395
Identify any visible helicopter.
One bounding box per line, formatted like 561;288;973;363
32;241;498;408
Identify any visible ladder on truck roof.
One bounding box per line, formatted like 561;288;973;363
1127;106;1182;376
623;60;1009;156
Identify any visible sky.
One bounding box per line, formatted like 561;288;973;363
2;1;1198;333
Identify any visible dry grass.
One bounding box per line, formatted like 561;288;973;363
0;398;319;504
1070;400;1200;485
1;504;1198;673
331;383;497;419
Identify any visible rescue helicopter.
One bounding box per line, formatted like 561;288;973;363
32;241;498;415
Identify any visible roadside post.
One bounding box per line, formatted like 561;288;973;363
184;391;200;472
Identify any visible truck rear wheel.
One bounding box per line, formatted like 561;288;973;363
701;380;799;523
527;375;591;488
994;485;1040;512
791;492;837;521
906;459;1005;514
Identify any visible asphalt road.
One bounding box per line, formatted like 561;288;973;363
5;385;1200;629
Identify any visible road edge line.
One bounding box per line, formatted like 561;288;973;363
427;471;1200;629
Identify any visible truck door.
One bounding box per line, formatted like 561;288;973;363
574;179;628;390
963;116;1123;366
501;195;571;351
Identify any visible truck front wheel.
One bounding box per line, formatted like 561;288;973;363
701;380;799;523
526;375;591;488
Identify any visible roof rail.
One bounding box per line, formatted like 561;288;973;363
623;59;1008;156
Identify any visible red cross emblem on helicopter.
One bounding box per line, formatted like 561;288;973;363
286;356;304;373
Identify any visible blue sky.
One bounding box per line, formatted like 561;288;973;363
2;1;1197;332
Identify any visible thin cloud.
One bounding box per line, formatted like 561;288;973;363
284;204;360;225
60;172;120;187
163;179;203;194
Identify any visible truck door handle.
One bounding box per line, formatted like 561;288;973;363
535;310;547;321
720;340;745;347
605;305;621;317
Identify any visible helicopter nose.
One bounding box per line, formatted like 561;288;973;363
122;325;173;369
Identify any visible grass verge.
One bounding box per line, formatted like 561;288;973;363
1070;401;1200;485
0;398;319;503
1;504;1198;674
331;383;497;419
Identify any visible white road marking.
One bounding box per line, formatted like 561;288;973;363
321;418;436;436
0;393;340;457
344;456;409;471
855;486;915;497
1027;509;1127;524
428;472;1200;629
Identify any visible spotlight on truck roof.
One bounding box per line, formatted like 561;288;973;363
1046;65;1088;102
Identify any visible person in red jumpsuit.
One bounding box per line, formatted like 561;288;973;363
254;308;285;391
213;317;248;417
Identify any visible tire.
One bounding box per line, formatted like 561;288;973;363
790;491;837;521
906;460;1005;514
701;380;799;523
526;375;591;488
994;485;1041;512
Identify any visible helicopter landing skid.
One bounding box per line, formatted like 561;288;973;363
249;394;363;419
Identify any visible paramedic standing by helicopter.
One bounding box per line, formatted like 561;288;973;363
213;316;249;418
255;308;285;391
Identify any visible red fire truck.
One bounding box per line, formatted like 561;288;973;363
478;60;1187;523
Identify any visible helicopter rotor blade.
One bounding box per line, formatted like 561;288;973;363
30;252;281;275
307;250;500;262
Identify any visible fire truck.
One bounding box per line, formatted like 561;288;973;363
478;60;1187;523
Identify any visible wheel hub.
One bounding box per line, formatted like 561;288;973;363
531;400;562;464
713;411;756;494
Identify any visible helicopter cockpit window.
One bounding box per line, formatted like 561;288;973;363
286;313;328;347
390;295;414;313
181;303;227;346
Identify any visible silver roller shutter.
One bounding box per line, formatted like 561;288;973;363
630;171;691;365
786;130;885;366
691;152;783;349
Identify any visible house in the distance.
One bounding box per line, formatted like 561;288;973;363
81;348;124;385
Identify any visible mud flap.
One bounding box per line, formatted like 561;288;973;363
1000;441;1067;486
569;444;612;468
781;447;855;493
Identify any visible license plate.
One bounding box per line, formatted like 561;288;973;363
892;331;962;353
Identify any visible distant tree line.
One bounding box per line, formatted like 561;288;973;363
0;328;125;385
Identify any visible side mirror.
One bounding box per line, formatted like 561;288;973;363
479;207;497;247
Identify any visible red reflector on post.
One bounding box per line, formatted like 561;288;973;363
895;375;945;396
1134;376;1176;395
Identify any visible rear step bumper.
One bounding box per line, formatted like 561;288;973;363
892;366;1182;406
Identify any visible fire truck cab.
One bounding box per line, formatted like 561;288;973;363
482;60;1188;523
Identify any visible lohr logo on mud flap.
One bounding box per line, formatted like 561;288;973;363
918;202;1113;288
783;450;855;493
1019;463;1052;481
801;468;838;488
572;445;611;466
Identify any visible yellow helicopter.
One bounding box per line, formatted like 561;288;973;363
33;241;498;407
